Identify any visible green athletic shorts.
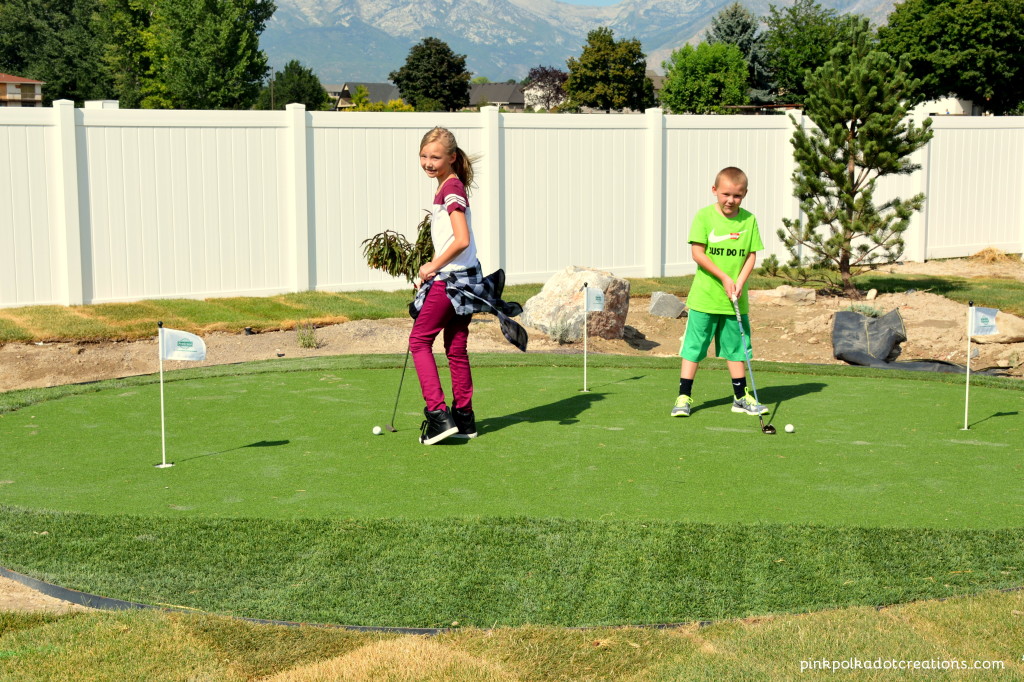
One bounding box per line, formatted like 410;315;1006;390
678;309;751;362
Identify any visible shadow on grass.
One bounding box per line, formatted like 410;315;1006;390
478;391;606;433
968;410;1019;429
177;439;291;463
856;274;970;296
691;381;827;417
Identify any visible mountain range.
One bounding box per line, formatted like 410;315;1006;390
260;0;897;84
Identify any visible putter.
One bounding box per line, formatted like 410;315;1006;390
384;344;411;432
730;296;776;435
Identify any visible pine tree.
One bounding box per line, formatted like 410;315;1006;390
772;20;933;297
705;2;772;104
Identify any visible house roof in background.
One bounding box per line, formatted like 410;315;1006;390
469;83;524;106
342;82;401;103
0;72;45;85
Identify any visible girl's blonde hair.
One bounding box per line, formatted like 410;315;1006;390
420;127;476;193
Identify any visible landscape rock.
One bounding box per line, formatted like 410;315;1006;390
749;285;816;306
648;292;687;319
520;266;630;341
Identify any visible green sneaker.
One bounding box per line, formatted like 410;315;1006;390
732;388;768;415
670;395;693;417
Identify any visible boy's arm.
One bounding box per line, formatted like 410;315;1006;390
691;243;741;300
735;252;757;299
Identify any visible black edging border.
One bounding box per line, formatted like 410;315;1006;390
5;564;1024;636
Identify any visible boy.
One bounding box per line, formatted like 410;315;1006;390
671;166;768;418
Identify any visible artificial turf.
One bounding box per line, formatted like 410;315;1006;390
1;354;1022;628
0;356;1020;528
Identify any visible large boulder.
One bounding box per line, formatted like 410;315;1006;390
521;266;630;341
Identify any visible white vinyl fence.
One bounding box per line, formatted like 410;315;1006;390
1;101;1022;308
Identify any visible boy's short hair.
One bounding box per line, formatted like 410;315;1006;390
715;166;748;188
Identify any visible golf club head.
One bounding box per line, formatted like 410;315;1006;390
384;424;397;433
761;422;777;435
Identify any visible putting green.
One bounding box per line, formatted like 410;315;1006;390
2;355;1021;529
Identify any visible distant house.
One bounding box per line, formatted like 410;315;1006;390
0;73;44;107
331;82;402;110
468;83;524;111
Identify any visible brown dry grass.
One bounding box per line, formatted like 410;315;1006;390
263;637;519;682
969;247;1018;264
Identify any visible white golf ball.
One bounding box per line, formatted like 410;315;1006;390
785;424;795;433
372;426;382;435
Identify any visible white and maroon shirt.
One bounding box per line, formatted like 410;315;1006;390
431;176;477;272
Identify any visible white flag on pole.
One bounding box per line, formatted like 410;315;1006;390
160;328;207;361
584;287;605;312
970;307;999;337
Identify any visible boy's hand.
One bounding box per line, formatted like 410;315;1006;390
720;276;738;300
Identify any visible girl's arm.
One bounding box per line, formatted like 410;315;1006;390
418;209;470;283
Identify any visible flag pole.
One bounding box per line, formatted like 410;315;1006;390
156;321;173;467
581;282;589;393
962;301;972;431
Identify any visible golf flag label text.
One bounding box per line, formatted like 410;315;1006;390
585;287;605;312
161;328;207;361
970;307;999;337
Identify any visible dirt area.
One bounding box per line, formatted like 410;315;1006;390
2;255;1023;612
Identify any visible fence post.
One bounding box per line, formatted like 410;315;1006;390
479;105;504;271
52;100;85;306
644;107;665;277
906;109;932;263
286;103;312;291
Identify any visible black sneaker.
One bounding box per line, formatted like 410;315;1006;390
419;407;458;445
451;407;478;439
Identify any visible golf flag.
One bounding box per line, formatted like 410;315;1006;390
585;287;605;312
160;328;207;362
970;307;999;337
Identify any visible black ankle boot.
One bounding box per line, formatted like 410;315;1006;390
451;407;477;439
419;406;458;445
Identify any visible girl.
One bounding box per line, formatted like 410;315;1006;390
409;127;480;444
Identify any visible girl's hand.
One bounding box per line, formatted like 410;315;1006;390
418;262;437;283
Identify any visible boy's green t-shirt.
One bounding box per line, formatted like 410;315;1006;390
686;204;764;315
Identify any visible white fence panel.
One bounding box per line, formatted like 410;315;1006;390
0;111;58;306
77;110;291;303
503;115;647;283
921;117;1024;259
1;103;1022;309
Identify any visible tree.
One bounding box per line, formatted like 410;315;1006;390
565;27;655;113
0;0;113;104
706;2;772;104
770;21;934;297
524;65;567;111
140;0;275;109
879;0;1024;115
255;60;329;111
659;43;748;114
762;0;869;104
388;37;470;112
99;0;153;108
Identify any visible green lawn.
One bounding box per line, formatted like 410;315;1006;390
1;355;1022;629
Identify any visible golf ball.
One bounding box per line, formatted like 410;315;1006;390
785;424;795;433
372;426;382;435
